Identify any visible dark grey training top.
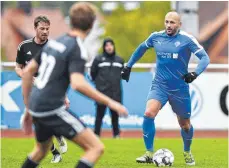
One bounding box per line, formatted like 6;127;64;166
29;34;87;117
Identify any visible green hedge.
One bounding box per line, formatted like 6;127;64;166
103;2;170;64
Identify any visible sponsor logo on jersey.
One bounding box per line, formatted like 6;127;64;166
172;53;179;59
157;40;162;45
157;52;172;58
175;41;181;47
157;52;179;59
27;51;32;55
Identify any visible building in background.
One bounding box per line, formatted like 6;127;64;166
198;1;228;64
171;1;199;37
171;1;199;63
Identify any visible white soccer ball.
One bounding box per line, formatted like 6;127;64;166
153;148;174;167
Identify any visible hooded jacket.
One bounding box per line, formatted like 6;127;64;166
90;38;124;102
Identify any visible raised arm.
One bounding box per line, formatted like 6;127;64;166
127;42;149;68
122;32;156;82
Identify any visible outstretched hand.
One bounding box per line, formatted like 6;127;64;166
20;109;33;135
121;66;131;82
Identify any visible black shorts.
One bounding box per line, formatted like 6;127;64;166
32;109;86;143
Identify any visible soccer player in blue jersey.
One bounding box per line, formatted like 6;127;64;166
121;11;210;166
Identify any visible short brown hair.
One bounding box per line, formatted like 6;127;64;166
34;15;50;28
69;2;97;31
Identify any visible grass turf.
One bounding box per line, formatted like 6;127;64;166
1;138;228;168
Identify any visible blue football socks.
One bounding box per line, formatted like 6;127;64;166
142;116;155;152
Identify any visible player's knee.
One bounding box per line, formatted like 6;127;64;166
181;123;191;132
94;142;105;156
144;108;158;118
31;146;47;160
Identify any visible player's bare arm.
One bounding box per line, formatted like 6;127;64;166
70;72;128;117
21;59;39;135
15;63;24;78
15;63;36;83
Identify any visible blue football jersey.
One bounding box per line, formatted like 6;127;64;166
145;30;203;84
127;29;210;89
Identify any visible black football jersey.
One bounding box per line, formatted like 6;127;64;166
29;34;87;115
16;38;48;66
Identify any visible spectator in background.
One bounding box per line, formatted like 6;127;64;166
91;38;124;138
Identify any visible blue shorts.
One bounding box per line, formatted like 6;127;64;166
147;81;191;119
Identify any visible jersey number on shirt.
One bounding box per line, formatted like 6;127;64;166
36;52;56;89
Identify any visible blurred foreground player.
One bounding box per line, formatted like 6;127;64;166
122;11;210;166
15;15;68;163
21;2;128;168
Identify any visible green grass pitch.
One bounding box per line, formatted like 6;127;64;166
1;138;228;168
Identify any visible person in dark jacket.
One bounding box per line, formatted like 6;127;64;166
91;38;124;138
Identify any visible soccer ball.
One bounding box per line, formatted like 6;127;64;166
153;148;174;167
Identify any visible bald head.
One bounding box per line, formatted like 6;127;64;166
165;11;181;23
164;11;181;36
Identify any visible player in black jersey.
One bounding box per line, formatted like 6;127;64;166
15;15;49;77
16;15;68;163
21;3;128;168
